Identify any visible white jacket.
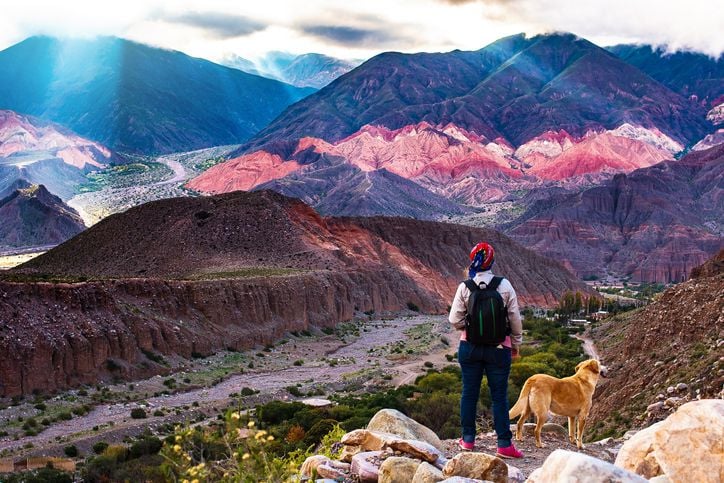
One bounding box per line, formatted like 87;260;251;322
448;270;523;349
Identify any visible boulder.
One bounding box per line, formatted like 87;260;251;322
507;464;525;483
367;409;444;450
300;455;331;478
351;451;384;483
536;450;647;482
379;456;422;483
413;461;445;483
439;478;489;483
648;476;672;483
652;400;724;483
385;438;444;463
340;444;362;463
342;429;398;451
316;461;350;480
442;452;508;483
615;421;665;478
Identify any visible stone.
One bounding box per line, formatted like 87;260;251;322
439;478;489;483
342;429;397;451
507;464;525;483
442;453;508;483
652;400;724;483
316;463;348;480
379;456;422;483
367;409;444;450
340;444;362;463
351;451;383;483
654;361;664;367
615;421;665;478
666;386;675;394
413;461;445;483
536;450;647;482
647;402;665;412
385;438;444;463
675;383;688;391
525;467;543;482
300;455;331;478
663;397;682;407
648;476;671;483
509;422;567;437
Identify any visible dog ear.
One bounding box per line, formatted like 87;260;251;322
575;361;583;372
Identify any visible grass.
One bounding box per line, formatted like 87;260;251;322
182;267;305;281
78;162;173;193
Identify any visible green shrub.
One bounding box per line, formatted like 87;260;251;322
93;441;109;454
130;408;147;419
63;445;79;457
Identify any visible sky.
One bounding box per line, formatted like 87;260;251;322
0;0;722;62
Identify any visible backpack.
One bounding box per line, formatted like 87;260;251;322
463;276;509;345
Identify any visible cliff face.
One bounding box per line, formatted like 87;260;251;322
1;190;588;396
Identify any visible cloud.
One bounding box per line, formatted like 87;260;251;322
300;24;401;46
157;11;266;39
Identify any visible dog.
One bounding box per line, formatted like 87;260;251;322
508;359;607;449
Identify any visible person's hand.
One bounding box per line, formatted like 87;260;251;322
511;347;521;359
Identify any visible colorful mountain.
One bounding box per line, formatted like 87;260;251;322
0;36;315;154
0;182;85;249
0;110;113;200
505;145;724;283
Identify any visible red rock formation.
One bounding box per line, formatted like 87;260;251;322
1;190;588;396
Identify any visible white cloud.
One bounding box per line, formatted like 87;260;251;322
0;0;721;61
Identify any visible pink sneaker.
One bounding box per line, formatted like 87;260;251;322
458;438;474;451
496;443;524;459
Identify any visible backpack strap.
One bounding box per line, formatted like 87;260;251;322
486;276;504;291
463;279;479;292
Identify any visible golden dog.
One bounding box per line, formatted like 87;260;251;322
508;359;607;449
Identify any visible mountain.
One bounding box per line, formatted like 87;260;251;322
223;51;359;88
243;33;709;152
505;145;724;282
589;250;723;437
608;44;724;105
0;183;85;249
0;36;315;154
0;110;113;200
2;190;588;395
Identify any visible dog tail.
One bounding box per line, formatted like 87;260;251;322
508;379;533;420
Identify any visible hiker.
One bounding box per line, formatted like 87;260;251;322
449;242;524;459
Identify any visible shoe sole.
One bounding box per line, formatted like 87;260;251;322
458;445;474;451
496;452;522;459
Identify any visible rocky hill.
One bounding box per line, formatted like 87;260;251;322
0;183;85;249
0;190;587;396
0;37;314;154
588;250;723;441
506;145;724;282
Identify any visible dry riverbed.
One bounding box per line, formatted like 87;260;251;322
0;314;456;459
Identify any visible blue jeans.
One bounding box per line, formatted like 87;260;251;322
458;340;513;448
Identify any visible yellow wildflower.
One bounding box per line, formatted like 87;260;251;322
242;453;250;460
173;445;182;453
267;435;274;441
247;421;255;428
231;412;241;420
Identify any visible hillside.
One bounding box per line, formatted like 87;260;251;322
0;183;86;249
1;190;588;396
0;37;314;154
506;145;724;282
0;110;113;200
589;250;724;440
608;44;724;104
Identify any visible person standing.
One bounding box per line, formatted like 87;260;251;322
448;242;524;459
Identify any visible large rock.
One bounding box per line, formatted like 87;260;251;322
339;444;362;463
507;465;525;483
367;409;444;450
534;450;647;482
386;438;444;463
379;456;422;483
342;429;398;451
651;400;724;483
413;462;445;483
300;455;331;478
439;478;489;483
442;452;508;483
351;451;384;483
614;421;665;478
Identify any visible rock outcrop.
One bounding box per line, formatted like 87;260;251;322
527;449;647;483
615;400;724;482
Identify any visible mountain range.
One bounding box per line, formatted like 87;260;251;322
0;37;314;154
222;51;359;88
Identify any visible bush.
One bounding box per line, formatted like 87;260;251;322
129;436;163;459
257;401;306;426
93;441;109;454
293;360;304;366
130;408;147;419
240;387;256;397
407;302;420;312
63;445;79;457
286;386;303;397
